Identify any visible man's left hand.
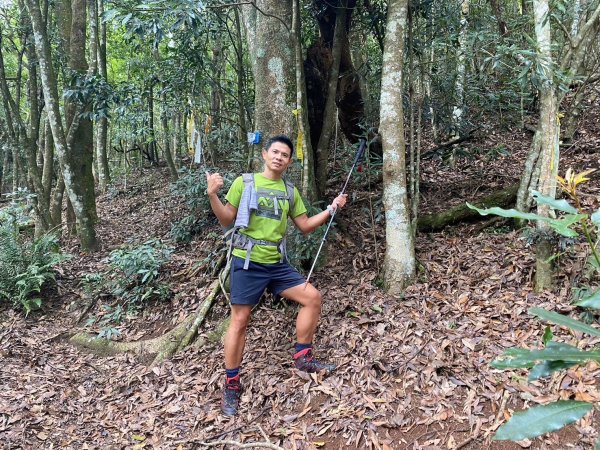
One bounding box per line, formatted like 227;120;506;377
331;194;347;211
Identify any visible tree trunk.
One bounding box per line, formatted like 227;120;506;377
292;0;317;200
25;0;98;251
241;0;295;172
451;0;469;136
42;118;54;208
315;5;345;199
533;0;559;291
161;90;178;180
417;184;519;231
380;0;415;294
95;0;110;192
233;7;250;165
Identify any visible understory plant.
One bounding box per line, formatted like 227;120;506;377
169;167;234;242
468;169;600;445
0;193;69;314
85;239;173;338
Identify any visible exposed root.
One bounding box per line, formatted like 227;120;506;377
70;268;227;364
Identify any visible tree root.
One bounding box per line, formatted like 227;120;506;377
70;273;226;365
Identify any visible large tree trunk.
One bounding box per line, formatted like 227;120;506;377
380;0;415;294
241;0;295;172
25;0;98;251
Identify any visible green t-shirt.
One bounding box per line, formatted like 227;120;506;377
226;173;307;264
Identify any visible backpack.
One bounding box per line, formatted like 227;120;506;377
225;173;296;270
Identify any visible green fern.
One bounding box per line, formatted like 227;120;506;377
0;213;69;314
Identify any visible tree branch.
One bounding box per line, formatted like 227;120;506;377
208;1;290;33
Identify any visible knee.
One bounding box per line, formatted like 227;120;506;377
229;311;250;334
309;290;322;310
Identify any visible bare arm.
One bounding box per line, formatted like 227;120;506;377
292;193;347;234
206;172;237;227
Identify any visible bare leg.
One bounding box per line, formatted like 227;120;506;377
224;305;252;369
279;282;322;344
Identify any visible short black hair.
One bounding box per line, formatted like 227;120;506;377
266;134;294;158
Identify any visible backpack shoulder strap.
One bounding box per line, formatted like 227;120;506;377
284;178;295;213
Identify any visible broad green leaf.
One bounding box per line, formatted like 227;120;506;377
529;307;600;337
547;214;587;237
596;436;600;450
529;360;577;381
492;345;600;368
591;209;600;226
575;290;600;309
528;342;578;381
531;191;577;214
494;400;592;441
466;203;544;221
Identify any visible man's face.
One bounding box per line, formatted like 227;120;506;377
262;142;292;173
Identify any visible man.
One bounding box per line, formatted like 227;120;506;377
206;135;347;416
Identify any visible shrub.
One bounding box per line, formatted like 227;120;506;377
85;239;173;336
0;196;69;315
168;167;235;242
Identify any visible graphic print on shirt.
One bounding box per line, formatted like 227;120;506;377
255;187;288;220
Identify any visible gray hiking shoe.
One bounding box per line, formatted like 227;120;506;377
294;348;336;374
221;377;242;416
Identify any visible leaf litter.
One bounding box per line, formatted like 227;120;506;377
1;110;599;449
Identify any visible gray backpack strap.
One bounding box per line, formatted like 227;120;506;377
284;178;295;213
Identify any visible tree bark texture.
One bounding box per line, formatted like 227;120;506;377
314;6;346;199
533;0;559;291
292;0;317;200
380;0;415;294
241;0;295;171
25;0;98;251
95;0;110;191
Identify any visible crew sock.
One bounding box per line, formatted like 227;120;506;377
294;342;313;358
225;367;240;383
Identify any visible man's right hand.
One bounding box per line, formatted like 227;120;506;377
206;172;224;196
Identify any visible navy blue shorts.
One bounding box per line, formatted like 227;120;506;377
230;256;306;306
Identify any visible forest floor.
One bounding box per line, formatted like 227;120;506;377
1;110;600;449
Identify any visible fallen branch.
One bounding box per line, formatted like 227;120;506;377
418;184;518;231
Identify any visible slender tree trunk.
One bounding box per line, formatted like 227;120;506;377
95;0;110;191
452;0;470;136
315;6;346;199
292;0;317;200
42;118;54;208
380;0;415;294
161;90;178;180
233;7;250;164
532;0;559;291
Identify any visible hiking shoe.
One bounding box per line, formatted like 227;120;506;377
294;348;336;374
221;377;242;416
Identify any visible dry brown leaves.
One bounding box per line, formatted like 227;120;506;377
1;111;600;449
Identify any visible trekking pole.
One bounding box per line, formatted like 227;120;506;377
304;139;367;287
